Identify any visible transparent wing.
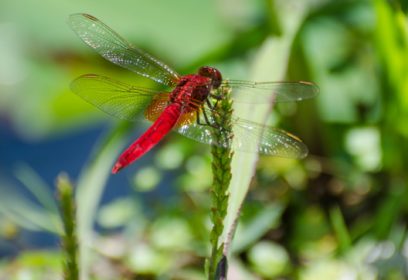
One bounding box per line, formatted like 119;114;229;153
232;119;307;158
70;74;169;121
177;108;308;158
68;13;180;87
224;80;319;103
71;74;308;157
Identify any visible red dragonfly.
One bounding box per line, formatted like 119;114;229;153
68;14;318;174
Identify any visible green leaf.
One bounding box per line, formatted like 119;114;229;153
221;0;315;256
14;163;59;214
0;183;60;233
232;203;284;253
329;206;351;254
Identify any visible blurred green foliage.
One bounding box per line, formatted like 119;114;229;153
1;0;408;279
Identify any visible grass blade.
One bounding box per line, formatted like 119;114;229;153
76;121;133;280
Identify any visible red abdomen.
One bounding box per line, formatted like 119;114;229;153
112;103;182;173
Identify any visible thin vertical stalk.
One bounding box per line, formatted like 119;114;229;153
207;85;234;280
57;173;79;280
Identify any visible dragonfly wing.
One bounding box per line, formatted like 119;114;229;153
71;74;169;121
223;80;319;103
176;109;308;158
177;123;224;147
230;119;308;158
68;13;180;87
175;107;228;147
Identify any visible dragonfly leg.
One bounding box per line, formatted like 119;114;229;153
196;109;217;129
197;108;232;147
205;98;215;110
208;94;222;109
204;98;226;128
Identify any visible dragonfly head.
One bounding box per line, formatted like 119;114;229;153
198;66;222;89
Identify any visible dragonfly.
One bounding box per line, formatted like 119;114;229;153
68;13;318;174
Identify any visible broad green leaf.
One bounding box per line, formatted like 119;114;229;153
221;0;316;258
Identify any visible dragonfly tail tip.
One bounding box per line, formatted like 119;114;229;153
112;162;123;174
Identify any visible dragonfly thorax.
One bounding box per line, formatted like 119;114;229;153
170;74;213;111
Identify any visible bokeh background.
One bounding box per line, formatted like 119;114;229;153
1;0;408;279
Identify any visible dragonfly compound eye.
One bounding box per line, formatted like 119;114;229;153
198;66;222;89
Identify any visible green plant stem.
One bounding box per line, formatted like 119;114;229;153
57;174;79;280
208;85;234;280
